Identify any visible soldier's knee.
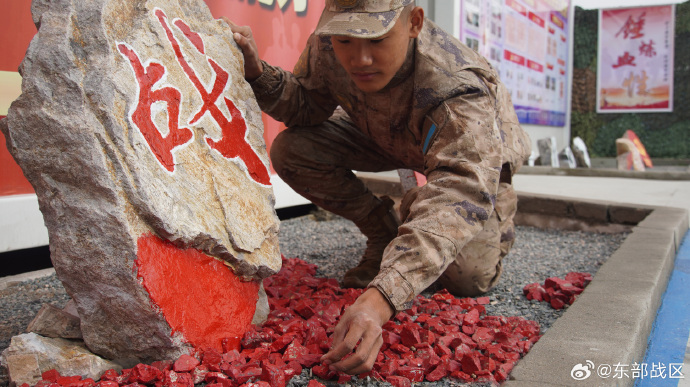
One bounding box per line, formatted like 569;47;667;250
439;265;502;297
436;251;503;297
269;129;295;172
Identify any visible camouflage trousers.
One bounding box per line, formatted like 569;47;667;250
270;111;517;297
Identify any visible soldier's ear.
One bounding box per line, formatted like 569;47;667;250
408;7;424;38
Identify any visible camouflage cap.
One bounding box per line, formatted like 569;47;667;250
314;0;414;38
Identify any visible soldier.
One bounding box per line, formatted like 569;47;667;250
225;0;531;375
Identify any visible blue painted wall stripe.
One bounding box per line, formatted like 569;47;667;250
636;230;690;386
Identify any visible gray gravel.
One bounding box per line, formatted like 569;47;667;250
278;211;628;334
280;211;628;386
0;275;72;353
0;211;628;387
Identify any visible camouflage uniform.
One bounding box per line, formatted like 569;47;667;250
250;15;531;311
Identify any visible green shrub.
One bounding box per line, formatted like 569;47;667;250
573;6;598;70
570;111;602;149
636;120;690;158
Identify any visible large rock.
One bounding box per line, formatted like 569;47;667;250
1;0;279;364
571;137;591;168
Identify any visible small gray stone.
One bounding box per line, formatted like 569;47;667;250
26;304;82;340
558;146;577;169
1;333;121;387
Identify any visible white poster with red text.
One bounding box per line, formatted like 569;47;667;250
597;5;674;113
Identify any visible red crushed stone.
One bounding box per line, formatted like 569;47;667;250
26;256;544;387
523;272;593;309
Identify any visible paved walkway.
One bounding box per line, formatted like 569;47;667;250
514;174;690;222
513;173;690;386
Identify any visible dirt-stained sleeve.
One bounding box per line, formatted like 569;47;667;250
248;34;339;127
369;83;504;311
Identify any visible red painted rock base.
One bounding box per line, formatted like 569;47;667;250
135;233;260;353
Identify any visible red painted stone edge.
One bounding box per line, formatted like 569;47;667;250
135;232;259;353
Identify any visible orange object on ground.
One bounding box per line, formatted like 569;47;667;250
623;130;653;168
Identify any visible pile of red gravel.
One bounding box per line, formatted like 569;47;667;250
24;257;543;387
522;272;593;309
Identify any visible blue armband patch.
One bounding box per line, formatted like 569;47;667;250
422;124;437;154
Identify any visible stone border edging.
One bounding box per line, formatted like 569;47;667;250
514;192;653;234
518;165;690;181
505;196;689;387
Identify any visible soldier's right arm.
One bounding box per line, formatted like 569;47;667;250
223;19;338;127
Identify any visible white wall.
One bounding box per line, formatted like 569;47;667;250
0;176;308;253
0;195;49;252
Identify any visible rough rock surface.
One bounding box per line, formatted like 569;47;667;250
0;0;279;364
572;136;591;168
26;304;82;340
0;333;122;387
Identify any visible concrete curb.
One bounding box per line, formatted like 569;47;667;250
505;198;688;387
518;166;690;181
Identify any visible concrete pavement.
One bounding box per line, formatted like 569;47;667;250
513;172;690;222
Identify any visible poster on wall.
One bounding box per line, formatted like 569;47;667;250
596;5;674;113
460;0;571;127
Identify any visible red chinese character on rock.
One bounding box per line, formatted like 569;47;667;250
155;9;271;186
117;9;271;185
612;51;636;68
615;12;646;39
639;40;656;58
155;9;271;185
117;44;194;173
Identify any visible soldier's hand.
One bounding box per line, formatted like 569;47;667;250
219;17;263;81
321;288;394;375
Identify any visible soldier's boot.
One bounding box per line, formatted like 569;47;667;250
342;196;400;288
